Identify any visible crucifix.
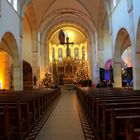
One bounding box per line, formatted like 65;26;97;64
65;36;74;58
59;29;74;58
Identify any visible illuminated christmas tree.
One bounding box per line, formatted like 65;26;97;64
73;62;89;83
41;70;52;88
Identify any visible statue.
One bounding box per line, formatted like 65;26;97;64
59;29;65;45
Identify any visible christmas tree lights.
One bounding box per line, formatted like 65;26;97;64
73;61;89;83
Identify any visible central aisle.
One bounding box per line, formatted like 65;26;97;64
35;89;85;140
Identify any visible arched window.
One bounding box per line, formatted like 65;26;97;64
58;48;62;62
8;0;17;11
82;46;85;61
52;48;55;62
74;48;79;61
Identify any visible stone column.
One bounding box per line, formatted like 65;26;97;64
113;58;122;87
87;37;94;81
128;3;140;90
32;31;38;88
98;34;104;68
13;65;23;90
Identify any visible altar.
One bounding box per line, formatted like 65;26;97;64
54;59;77;85
63;75;75;90
63;76;73;84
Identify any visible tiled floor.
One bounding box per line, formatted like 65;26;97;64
35;89;85;140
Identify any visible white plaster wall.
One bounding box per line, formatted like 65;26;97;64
0;0;23;90
111;0;140;60
22;16;32;66
103;29;112;67
104;37;112;63
0;0;21;53
108;0;140;52
111;0;131;50
110;0;140;89
133;0;140;36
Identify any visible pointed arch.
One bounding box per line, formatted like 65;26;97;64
23;60;33;90
0;32;22;90
113;28;132;88
114;28;131;58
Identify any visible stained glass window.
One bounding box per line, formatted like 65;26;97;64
58;48;62;62
82;46;85;61
52;48;55;62
75;48;79;61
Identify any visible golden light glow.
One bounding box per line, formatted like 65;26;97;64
0;52;10;89
49;27;87;63
65;30;75;42
49;43;87;62
0;80;3;89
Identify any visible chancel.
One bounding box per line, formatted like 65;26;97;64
49;27;88;85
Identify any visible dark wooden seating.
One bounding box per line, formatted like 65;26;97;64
0;106;10;140
76;87;140;140
111;108;140;140
126;118;140;140
102;102;140;140
0;88;61;140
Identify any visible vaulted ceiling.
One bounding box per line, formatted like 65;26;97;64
21;0;110;43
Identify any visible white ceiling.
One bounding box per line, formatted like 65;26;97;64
22;0;109;43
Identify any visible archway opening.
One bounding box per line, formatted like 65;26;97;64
114;28;132;88
48;25;88;85
23;61;33;90
0;32;20;90
0;50;13;90
121;47;133;87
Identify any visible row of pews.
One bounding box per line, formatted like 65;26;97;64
0;88;61;140
76;87;140;140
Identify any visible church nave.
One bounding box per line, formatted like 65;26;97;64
35;89;85;140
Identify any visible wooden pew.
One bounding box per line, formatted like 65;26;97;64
76;87;140;140
0;101;29;140
89;96;140;133
96;98;140;130
102;102;140;140
0;88;61;140
126;118;140;140
111;108;140;140
0;106;10;140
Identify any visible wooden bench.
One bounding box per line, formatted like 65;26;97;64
111;108;140;140
101;102;140;140
0;88;61;140
0;106;10;140
76;87;140;140
126;118;140;140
